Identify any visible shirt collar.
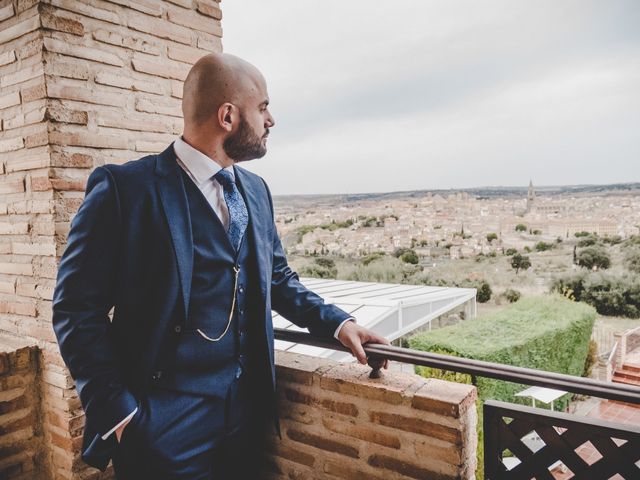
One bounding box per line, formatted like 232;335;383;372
173;136;234;186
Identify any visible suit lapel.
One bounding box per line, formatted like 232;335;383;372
155;143;193;320
235;166;269;295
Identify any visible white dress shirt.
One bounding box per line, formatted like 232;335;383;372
103;136;353;440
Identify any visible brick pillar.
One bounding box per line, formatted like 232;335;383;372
0;1;222;478
0;334;41;480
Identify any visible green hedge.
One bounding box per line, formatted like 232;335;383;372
409;295;596;409
409;295;596;479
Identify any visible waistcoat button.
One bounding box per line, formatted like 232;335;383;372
174;325;181;333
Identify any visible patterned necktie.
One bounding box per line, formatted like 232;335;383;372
214;169;248;252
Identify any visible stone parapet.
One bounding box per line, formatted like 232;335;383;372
0;332;42;480
268;351;478;480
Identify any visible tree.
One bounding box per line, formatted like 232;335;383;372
577;236;598;248
504;289;521;303
535;241;553;252
486;233;498;243
515;224;527;232
315;257;335;269
476;281;492;303
400;250;419;264
602;235;622;245
625;248;640;274
511;253;531;274
505;248;518;256
300;257;338;279
576;246;610;270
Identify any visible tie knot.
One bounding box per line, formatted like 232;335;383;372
214;168;234;190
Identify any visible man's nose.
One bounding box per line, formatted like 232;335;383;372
266;113;275;128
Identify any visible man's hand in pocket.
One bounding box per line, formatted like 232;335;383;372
115;417;132;443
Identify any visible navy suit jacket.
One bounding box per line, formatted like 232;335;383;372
52;143;349;470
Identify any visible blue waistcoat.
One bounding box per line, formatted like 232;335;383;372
154;166;266;398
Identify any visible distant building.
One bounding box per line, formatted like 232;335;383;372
526;179;536;213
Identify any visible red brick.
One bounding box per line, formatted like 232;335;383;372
41;12;84;36
168;8;222;36
50;429;72;450
196;1;222;20
17;37;42;60
0;409;36;436
287;428;359;458
50;151;93;168
324;461;387;480
45;106;88;125
320;362;418;405
20;82;46;102
49;178;86;192
412;379;477;418
369;410;461;445
368;454;454;480
30;177;52;191
0;393;29;415
266;443;315;467
24;130;48;148
322;417;401;449
132;56;189;81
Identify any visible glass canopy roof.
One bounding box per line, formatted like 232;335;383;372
273;277;477;362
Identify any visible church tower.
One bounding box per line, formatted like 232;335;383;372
526;180;535;213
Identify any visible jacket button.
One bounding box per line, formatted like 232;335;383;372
174;325;181;333
238;286;244;293
151;370;162;380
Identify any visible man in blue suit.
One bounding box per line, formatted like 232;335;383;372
52;53;389;479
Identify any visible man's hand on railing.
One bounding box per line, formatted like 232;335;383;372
337;321;390;369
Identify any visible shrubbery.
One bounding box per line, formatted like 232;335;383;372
299;257;337;279
476;281;492;303
577;235;598;248
551;272;640;318
624;247;640;274
576;246;610;270
504;289;521;303
410;295;596;408
535;241;554;252
510;253;531;274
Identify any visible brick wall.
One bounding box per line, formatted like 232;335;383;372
0;1;222;478
0;333;42;480
269;351;478;480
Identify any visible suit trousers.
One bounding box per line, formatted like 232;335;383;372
111;368;271;480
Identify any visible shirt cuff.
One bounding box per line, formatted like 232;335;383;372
101;407;138;440
334;317;356;340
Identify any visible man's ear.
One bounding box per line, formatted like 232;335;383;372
218;103;235;132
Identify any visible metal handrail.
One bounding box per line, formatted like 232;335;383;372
607;341;619;365
274;328;640;404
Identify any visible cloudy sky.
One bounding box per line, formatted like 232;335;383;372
222;1;640;195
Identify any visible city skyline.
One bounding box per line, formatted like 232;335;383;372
223;1;640;195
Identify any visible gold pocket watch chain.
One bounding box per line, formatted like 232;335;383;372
196;265;241;342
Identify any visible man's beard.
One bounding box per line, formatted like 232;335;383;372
223;113;268;162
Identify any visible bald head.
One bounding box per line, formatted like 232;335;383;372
182;53;265;128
